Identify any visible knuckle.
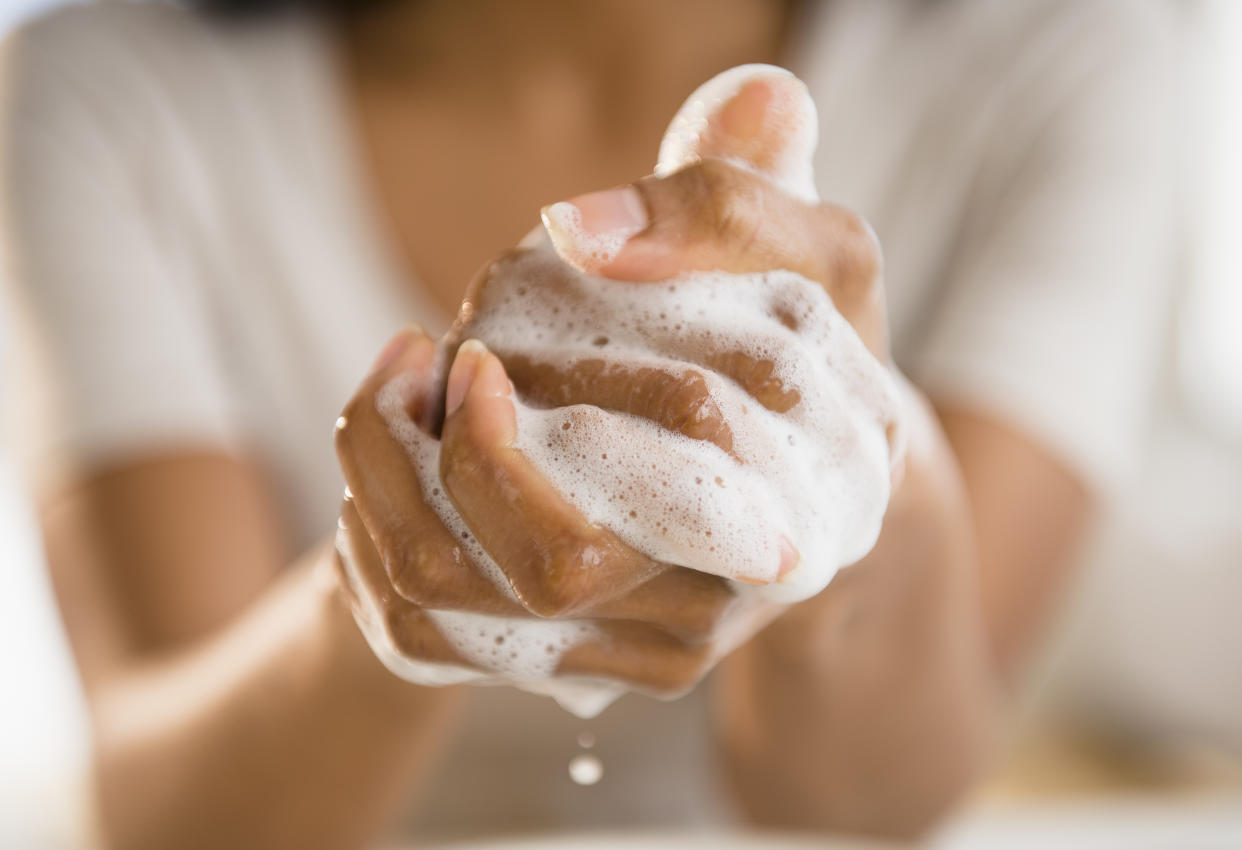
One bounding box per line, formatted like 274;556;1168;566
384;605;452;665
821;205;883;296
519;585;575;619
660;571;738;644
684;599;737;646
671;614;718;646
386;538;445;606
383;604;424;656
677;159;762;245
663;647;713;695
512;546;587;618
544;548;597;615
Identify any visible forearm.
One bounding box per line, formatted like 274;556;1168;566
936;406;1091;678
89;547;461;850
715;392;999;837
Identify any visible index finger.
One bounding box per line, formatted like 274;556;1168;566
335;328;527;616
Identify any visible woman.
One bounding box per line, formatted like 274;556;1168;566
0;0;1173;847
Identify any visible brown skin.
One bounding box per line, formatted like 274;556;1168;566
39;456;464;850
334;114;901;690
718;385;995;836
716;407;1089;837
21;0;1090;847
340;0;790;314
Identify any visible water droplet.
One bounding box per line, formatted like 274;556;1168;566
576;731;596;749
569;754;603;786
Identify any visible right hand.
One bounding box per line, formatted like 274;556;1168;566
333;325;758;698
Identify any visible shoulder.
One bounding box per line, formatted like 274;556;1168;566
7;0;203;50
4;2;213;100
892;0;1178;177
1;1;321;140
1;3;209;159
798;0;1175;145
947;0;1175;99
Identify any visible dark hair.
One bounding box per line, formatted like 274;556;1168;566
189;0;395;19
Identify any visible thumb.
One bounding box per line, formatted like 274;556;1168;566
656;63;819;204
541;65;821;276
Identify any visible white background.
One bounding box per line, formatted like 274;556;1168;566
0;4;97;847
0;1;1238;847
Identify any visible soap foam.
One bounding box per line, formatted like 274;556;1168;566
357;234;901;718
344;65;902;717
542;200;643;269
425;609;597;680
369;370;624;717
480;243;900;603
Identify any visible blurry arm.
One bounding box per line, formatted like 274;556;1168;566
716;385;1003;838
716;3;1171;834
936;406;1089;678
715;401;1086;839
40;453;458;850
2;31;459;849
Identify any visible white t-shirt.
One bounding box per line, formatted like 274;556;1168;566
0;0;1177;838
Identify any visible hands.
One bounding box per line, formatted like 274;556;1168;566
333;66;904;714
334;324;749;702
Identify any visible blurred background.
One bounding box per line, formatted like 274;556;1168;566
0;0;1240;847
1;7;96;850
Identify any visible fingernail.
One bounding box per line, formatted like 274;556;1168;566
371;325;420;373
445;339;486;417
541;186;647;269
473;349;513;398
777;536;800;581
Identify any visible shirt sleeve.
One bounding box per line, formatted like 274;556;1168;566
911;1;1177;491
1;9;239;479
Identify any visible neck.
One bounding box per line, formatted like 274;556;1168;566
342;0;790;105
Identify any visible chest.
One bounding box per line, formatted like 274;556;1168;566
345;83;694;318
